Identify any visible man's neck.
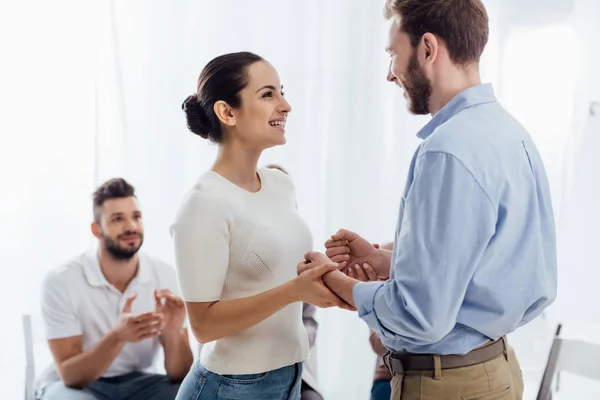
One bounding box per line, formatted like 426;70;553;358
97;247;139;292
429;65;481;116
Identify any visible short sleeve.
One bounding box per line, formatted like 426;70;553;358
170;189;231;302
41;273;82;340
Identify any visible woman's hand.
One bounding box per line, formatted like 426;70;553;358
297;251;332;275
292;263;356;311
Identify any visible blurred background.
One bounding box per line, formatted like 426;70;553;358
1;0;600;398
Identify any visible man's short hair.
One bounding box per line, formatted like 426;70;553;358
384;0;489;65
92;178;136;222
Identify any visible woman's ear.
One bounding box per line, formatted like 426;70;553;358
214;100;236;127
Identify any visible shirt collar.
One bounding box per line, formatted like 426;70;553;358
83;250;151;288
417;83;497;140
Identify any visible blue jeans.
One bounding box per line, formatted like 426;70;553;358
40;372;180;400
176;361;303;400
371;379;392;400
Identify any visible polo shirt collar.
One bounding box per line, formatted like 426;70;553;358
83;249;151;288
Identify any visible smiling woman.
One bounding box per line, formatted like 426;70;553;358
171;52;350;400
181;52;290;147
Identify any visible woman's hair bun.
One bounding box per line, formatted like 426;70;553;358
182;94;213;140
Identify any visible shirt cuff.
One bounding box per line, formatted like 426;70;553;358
353;281;385;334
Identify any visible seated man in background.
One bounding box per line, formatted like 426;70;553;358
37;178;193;400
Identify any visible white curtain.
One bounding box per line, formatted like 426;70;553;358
491;0;600;397
548;6;600;397
1;0;598;399
0;0;99;398
553;0;600;325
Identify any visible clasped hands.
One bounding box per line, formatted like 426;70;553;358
294;229;390;311
112;289;186;343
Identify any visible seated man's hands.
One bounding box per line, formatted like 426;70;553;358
154;289;186;335
113;294;165;343
325;229;390;279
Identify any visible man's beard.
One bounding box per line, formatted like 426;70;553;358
403;51;432;115
102;231;144;261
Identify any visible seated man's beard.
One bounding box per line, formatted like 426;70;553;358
103;232;144;260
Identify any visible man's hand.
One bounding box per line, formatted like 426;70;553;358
112;293;165;342
325;229;377;267
325;229;390;279
154;289;186;334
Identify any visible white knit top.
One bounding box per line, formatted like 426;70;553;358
170;167;312;375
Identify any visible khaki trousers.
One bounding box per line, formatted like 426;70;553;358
390;346;523;400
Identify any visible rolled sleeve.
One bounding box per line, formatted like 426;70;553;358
353;281;389;337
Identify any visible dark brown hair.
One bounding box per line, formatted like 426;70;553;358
384;0;489;65
92;178;135;222
182;52;265;143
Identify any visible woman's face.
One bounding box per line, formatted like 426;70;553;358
229;61;292;149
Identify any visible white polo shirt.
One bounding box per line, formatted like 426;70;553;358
39;250;181;384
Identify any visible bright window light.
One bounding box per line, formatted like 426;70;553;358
502;25;577;175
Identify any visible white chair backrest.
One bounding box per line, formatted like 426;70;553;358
23;314;36;400
537;324;600;400
555;338;600;382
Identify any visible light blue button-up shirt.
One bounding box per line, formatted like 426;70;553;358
353;84;557;355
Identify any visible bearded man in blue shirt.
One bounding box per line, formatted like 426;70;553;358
300;1;557;398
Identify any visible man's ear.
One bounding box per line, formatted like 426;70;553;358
91;222;103;239
421;33;439;65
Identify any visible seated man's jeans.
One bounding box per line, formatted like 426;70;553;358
39;371;180;400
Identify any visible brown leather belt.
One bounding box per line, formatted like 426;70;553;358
383;337;506;376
